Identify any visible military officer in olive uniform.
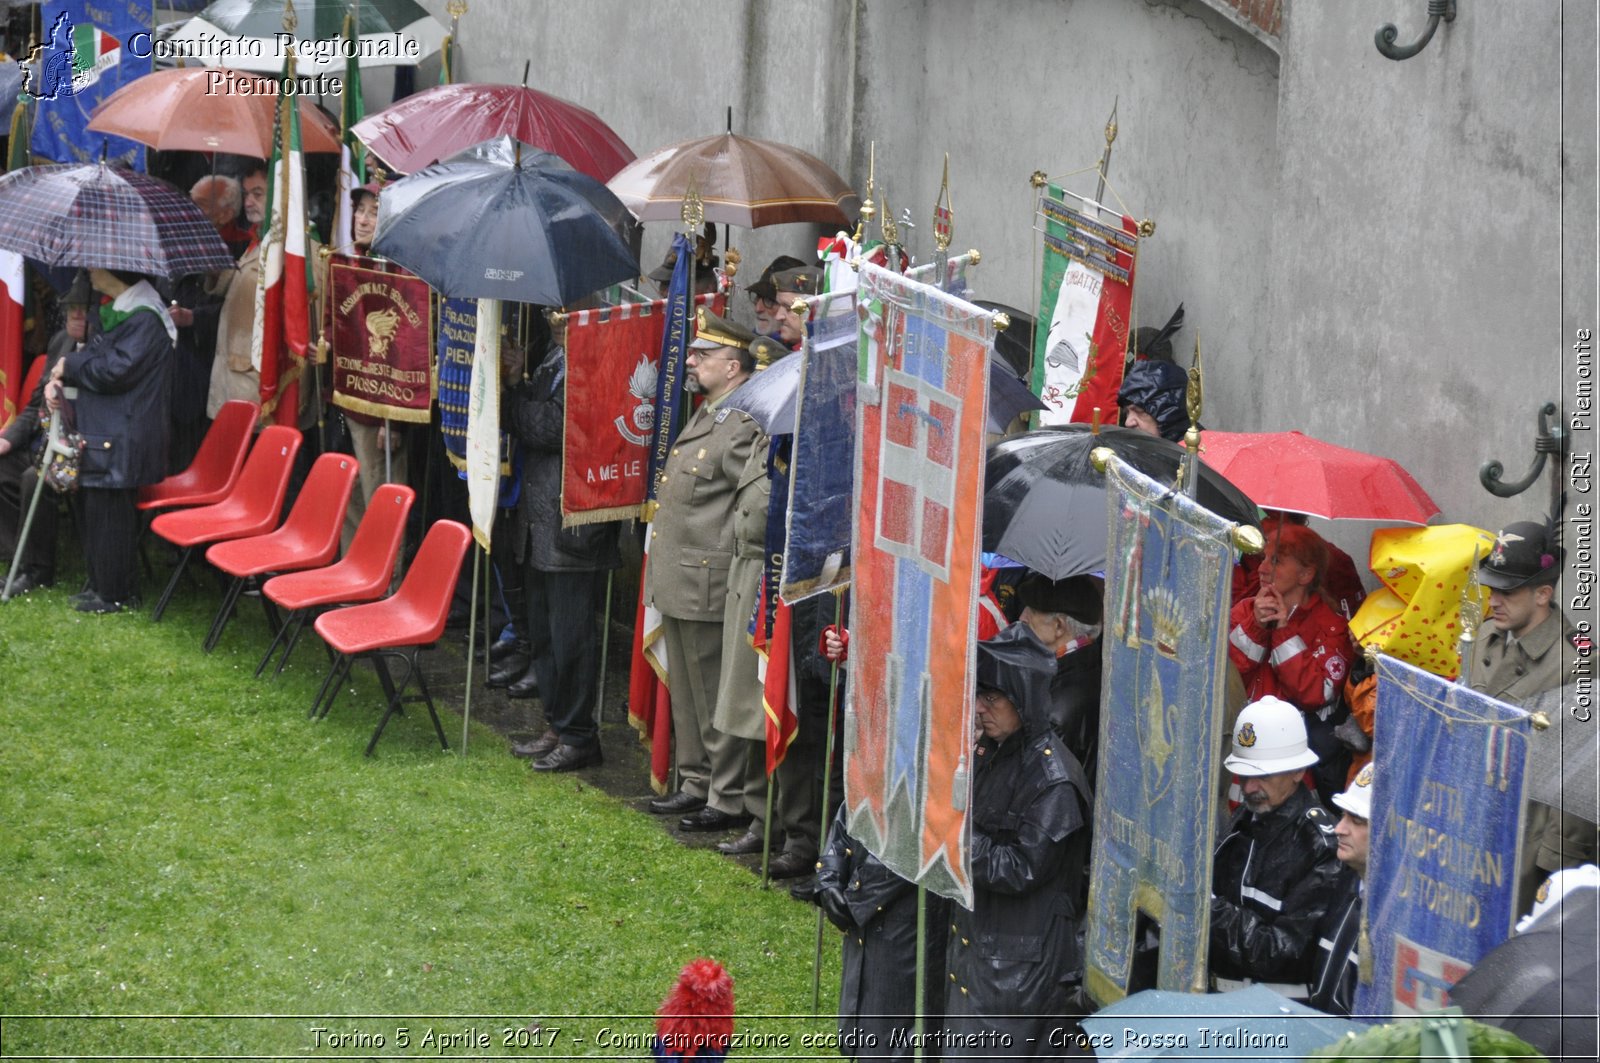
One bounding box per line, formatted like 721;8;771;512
1470;519;1596;914
645;309;764;833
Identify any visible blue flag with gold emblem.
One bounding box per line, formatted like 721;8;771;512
29;0;149;167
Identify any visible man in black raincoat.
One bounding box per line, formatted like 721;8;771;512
945;623;1093;1060
814;805;949;1061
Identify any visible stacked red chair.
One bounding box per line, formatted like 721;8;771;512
257;484;415;679
148;425;300;621
309;519;469;756
200;452;359;653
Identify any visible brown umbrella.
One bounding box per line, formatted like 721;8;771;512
86;68;342;157
607;132;858;228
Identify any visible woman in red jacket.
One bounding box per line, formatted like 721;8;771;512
1227;523;1355;804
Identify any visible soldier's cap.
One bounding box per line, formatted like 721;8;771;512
351;180;382;205
1479;520;1562;591
747;255;809;302
1018;572;1102;626
770;266;823;298
690;307;754;351
1331;761;1373;821
62;271;94;307
748;334;789;369
648;247;720;285
1516;864;1599;933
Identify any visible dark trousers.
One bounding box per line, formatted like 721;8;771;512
524;565;605;748
78;486;138;602
0;449;58;579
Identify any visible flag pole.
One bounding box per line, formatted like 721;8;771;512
913;885;927;1062
462;544;480;752
811;585;846;1011
595;570;613;724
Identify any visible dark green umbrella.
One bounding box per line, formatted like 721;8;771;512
165;0;447;77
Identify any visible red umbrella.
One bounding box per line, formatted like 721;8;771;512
1198;429;1439;524
607;133;858;228
350;82;634;181
87;68;342;156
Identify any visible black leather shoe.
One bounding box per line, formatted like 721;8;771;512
76;593;139;615
788;874;820;903
679;807;753;833
511;729;560;759
717;828;764;856
506;670;539;699
487;654;531;688
4;570;50;595
532;743;603;772
647;791;705;815
489;636;528;664
767;850;815;879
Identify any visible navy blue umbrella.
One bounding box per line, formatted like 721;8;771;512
370;135;640;304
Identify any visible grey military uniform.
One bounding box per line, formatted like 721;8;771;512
1472;607;1597;913
646;397;761;808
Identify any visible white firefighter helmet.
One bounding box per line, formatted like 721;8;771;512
1224;695;1320;777
1332;761;1374;820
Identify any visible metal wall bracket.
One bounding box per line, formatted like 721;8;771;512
1375;0;1457;61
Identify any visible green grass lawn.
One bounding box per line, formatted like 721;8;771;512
0;583;841;1058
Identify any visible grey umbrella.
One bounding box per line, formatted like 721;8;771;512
370;135;640;304
1080;984;1369;1060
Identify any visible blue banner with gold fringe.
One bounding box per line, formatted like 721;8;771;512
1085;457;1237;1005
1355;655;1530;1018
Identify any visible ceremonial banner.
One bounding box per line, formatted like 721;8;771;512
906;250;980;299
643;233;693;516
1085;456;1236;1005
250;50;311;426
781;292;857;602
1355;655;1531;1018
0;250;23;426
1033;183;1138;425
466;298;501;548
328;257;433;423
562;292;719;525
437;296;515;499
844;261;993;906
30;0;149;168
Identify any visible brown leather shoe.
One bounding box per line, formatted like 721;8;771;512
717;828;764;856
511;729;560;759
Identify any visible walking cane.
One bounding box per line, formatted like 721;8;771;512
3;388;73;602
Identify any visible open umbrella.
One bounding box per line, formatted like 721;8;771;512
87;67;342;156
165;0;448;77
351;81;634;181
0;163;235;278
1451;884;1598;1063
985;426;1259;580
607;132;858;228
1080;984;1369;1060
1199;429;1439;524
369;136;639;304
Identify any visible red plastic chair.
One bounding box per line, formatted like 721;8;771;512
309;519;470;755
137;400;259;511
200;452;359;653
1;355;47;432
148;425;301;621
257;483;415;678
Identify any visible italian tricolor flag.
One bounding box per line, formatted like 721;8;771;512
70;25;121;89
0;250;23;427
251;50;312;426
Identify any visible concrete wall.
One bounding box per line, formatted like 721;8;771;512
404;0;1595;584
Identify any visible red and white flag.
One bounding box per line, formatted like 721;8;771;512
0;250;24;427
628;524;673;794
251;51;312;426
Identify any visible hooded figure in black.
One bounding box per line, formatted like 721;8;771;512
945;623;1093;1060
814;804;949;1061
1116;359;1191;443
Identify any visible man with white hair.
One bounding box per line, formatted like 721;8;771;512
1209;696;1352;999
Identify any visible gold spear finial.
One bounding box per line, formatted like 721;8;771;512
446;0;468;19
1186;333;1204;427
855;142;877;243
879;190;898;247
1104;97;1119;148
281;0;298;34
932;152;953;254
681;172;704;236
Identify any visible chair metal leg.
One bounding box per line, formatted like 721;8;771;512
255;607;301;678
365;652;408;756
150;545;195;622
202;576;248;653
365;649;448;755
274;613;315;677
411;661;449;751
309;652;351;720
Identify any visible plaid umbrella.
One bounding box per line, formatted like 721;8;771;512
0;163;236;279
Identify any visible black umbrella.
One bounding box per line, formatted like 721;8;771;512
1451;886;1597;1063
973;299;1035;382
984;425;1259;580
370;135;639;303
0;163;235;278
